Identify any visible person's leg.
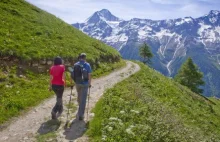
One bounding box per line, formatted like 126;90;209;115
78;84;89;120
52;85;59;119
57;86;64;114
76;84;82;105
76;84;82;119
52;85;64;119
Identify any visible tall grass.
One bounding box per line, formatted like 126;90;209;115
88;62;220;141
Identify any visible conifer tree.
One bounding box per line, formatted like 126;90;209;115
139;42;153;64
175;58;205;94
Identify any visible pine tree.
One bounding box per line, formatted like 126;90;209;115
139;42;153;64
175;58;205;94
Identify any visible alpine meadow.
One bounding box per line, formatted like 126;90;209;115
1;0;220;142
88;62;220;141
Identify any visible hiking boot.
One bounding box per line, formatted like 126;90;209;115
51;111;57;120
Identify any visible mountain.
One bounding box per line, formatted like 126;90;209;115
0;1;122;124
73;9;220;97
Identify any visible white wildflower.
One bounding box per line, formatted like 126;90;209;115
131;110;139;114
109;117;118;121
126;125;135;135
119;122;124;126
102;135;107;141
120;110;125;114
107;126;113;132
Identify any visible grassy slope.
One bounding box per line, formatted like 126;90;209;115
88;62;220;142
0;0;125;124
0;0;120;61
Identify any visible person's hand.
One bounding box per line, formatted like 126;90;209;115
48;86;52;92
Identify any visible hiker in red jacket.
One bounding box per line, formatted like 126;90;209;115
49;56;66;119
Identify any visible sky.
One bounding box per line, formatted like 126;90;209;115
26;0;220;24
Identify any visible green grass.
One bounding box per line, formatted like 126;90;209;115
0;0;125;125
36;132;57;142
36;119;61;142
0;0;120;63
88;62;220;141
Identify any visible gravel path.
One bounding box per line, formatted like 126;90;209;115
0;61;140;142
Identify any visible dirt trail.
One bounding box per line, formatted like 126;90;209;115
0;61;140;142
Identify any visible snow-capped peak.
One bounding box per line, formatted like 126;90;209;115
85;9;120;23
209;10;220;16
72;9;220;97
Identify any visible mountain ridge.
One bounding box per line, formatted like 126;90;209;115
73;9;220;97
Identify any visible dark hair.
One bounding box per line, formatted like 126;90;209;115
54;56;62;65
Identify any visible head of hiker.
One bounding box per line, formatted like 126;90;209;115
54;56;62;65
71;53;92;121
79;53;86;61
49;56;66;120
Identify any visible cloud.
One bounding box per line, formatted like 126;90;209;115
26;0;220;23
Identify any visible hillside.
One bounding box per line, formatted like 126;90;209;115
88;62;220;141
73;9;220;97
0;0;123;124
0;1;120;63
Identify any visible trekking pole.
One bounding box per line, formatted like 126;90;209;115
86;87;91;121
65;86;73;128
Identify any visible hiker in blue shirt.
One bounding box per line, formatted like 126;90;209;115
71;53;92;120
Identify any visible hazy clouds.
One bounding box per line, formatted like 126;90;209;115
26;0;220;23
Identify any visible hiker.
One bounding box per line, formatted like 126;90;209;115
71;53;92;120
49;56;66;119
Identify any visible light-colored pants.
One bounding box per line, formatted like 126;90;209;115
76;84;89;118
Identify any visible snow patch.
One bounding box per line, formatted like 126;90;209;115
138;26;152;39
155;29;175;39
167;61;172;76
138;30;148;36
215;26;220;34
197;23;211;35
119;33;128;42
129;23;140;29
210;17;217;23
105;33;128;43
105;35;120;42
175;17;192;26
106;21;120;28
166;36;186;76
119;42;127;51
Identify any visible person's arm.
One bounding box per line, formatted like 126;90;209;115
88;63;92;88
62;66;66;88
49;67;53;91
88;73;92;87
63;72;66;87
49;75;53;91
